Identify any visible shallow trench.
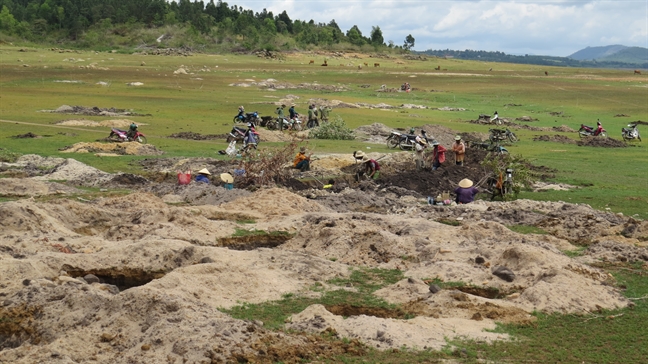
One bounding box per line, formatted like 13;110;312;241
62;265;167;291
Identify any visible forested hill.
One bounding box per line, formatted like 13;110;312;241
418;49;648;70
0;0;414;52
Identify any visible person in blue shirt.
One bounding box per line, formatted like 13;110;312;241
195;168;211;184
289;104;298;119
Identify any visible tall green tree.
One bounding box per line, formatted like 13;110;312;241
346;25;364;46
404;34;415;50
370;25;383;46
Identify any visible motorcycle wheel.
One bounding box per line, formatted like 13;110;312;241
386;138;399;149
508;133;518;142
398;141;411;151
136;136;148;144
293;123;302;131
266;121;276;130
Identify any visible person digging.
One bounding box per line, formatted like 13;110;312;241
293;147;311;172
357;155;380;181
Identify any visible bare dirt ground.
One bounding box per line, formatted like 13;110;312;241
1;148;647;363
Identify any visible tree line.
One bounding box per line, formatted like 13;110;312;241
0;0;415;52
419;49;648;70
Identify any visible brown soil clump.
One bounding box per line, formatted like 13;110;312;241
533;134;578;144
577;137;627;148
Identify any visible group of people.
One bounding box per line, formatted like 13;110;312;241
275;103;331;129
412;131;466;171
191;169;234;189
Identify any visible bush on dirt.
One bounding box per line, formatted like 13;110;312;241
480;153;539;200
309;116;355;140
0;148;21;163
236;141;299;187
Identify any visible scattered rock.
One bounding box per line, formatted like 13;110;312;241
429;284;441;294
83;274;100;284
492;266;516;282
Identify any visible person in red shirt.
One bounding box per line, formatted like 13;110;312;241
430;141;446;170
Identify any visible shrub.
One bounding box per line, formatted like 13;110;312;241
310;116;355;140
236;141;299;187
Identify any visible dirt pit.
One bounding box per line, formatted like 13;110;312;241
0;153;646;363
59;142;164;156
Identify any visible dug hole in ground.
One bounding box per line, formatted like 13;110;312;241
0;148;647;364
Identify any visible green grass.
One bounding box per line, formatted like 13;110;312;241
223;268;404;329
506;224;549;235
454;263;648;363
231;228;292;238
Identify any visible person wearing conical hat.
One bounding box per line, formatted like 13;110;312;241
452;135;466;166
454;178;479;204
195;168;211;184
220;172;234;190
360;155;380;180
353;150;365;162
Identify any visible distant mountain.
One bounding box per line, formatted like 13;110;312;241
568;45;628;61
568;45;648;64
417;48;648;69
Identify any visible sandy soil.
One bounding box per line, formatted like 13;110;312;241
1;150;646;363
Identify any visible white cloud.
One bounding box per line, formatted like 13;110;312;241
224;0;648;56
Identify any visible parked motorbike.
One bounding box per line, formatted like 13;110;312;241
108;128;147;144
399;130;431;150
386;130;430;150
579;120;607;138
266;117;302;131
471;141;509;154
386;131;404;148
489;128;518;143
233;111;262;124
621;123;641;142
226;123;260;150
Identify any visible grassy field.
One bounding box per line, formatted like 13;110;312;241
1;45;647;362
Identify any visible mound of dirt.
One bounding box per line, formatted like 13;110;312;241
55;119;143;128
43;105;151;117
0;154;644;362
11;132;40;139
59;142;164;156
168;131;226;140
533;135;578;144
577;137;627;148
0;178;82;197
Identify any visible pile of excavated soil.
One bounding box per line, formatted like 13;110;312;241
168;131;226;140
1;154;646;363
59;142;164;156
577;137;627;148
55;119;144;128
533;134;578;144
42;105;151;117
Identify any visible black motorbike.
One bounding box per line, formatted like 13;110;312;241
233;111;262;124
386;130;430;150
489;128;518;143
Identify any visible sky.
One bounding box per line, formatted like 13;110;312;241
226;0;648;57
